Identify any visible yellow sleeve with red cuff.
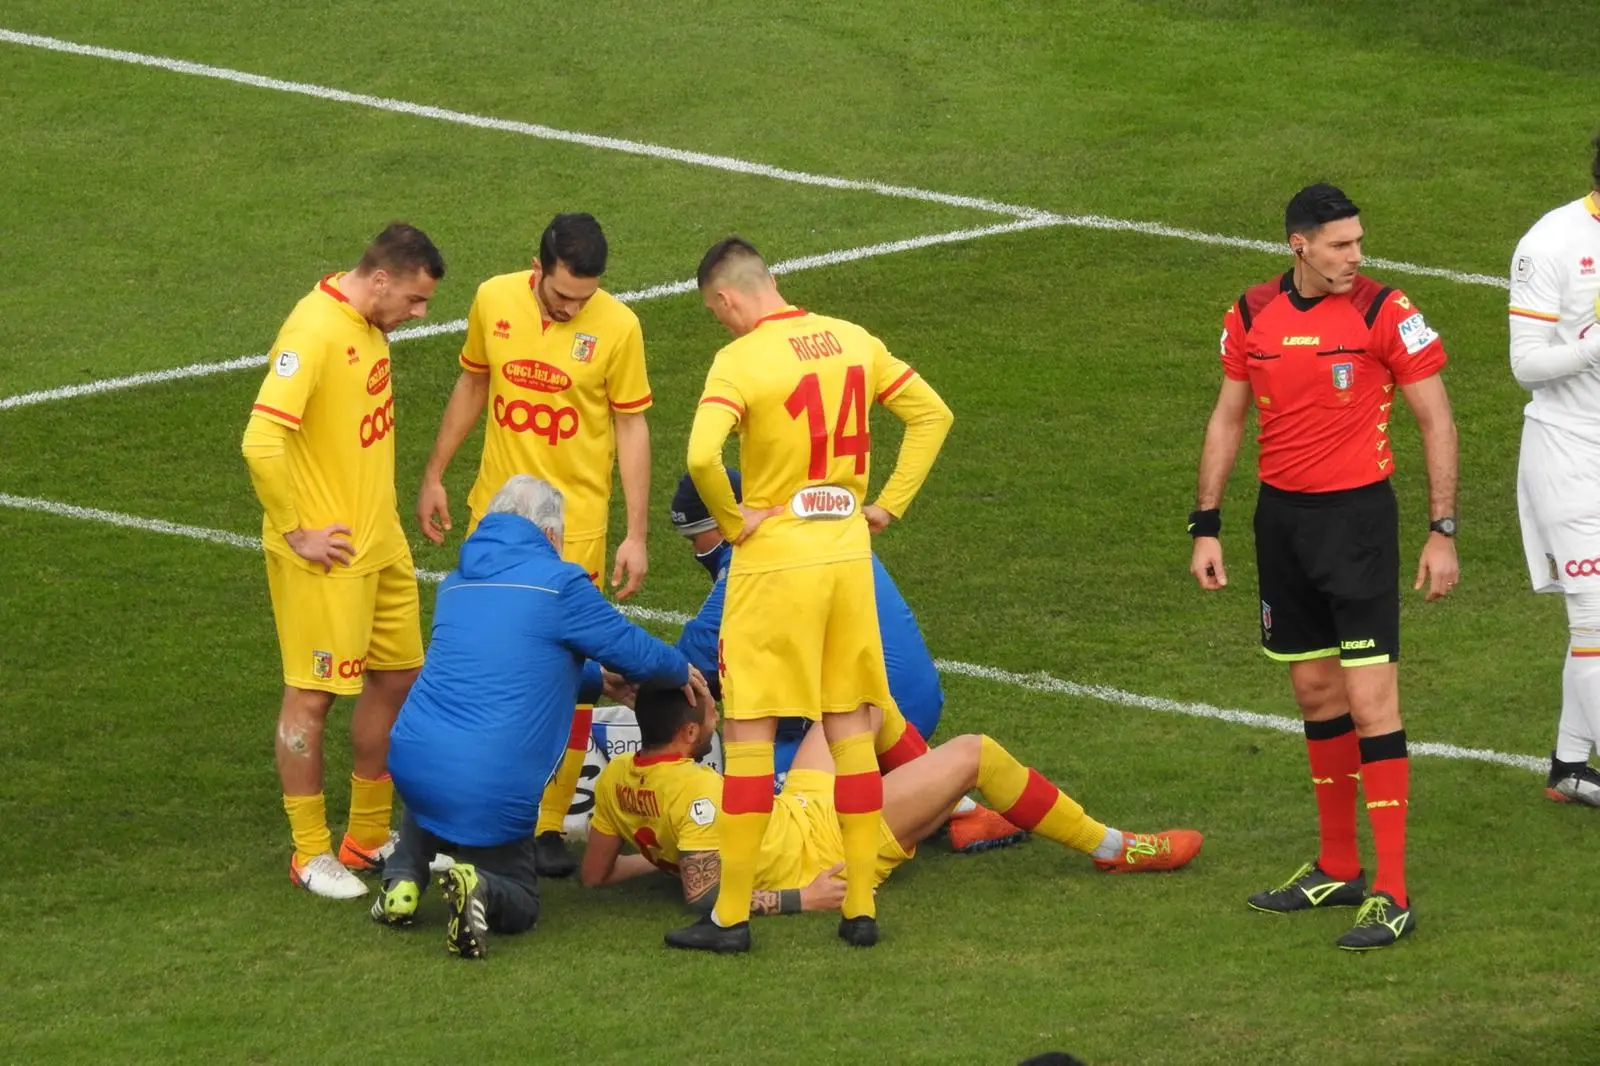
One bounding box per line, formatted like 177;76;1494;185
241;414;300;538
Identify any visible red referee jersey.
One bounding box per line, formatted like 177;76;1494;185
1220;272;1448;493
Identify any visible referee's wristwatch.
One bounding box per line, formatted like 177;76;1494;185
1429;516;1457;538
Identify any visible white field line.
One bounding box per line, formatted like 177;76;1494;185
0;29;1045;221
0;218;1059;411
0;490;1547;776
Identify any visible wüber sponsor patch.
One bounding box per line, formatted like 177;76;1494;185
790;484;857;520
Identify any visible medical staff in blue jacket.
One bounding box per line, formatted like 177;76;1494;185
377;476;706;959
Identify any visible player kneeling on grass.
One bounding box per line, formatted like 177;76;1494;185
580;685;1204;953
371;475;708;959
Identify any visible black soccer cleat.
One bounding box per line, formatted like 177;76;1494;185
1336;892;1415;951
1545;753;1600;807
533;831;578;878
837;915;879;948
664;915;751;954
1246;861;1367;913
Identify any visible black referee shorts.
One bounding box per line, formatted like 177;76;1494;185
1252;480;1400;666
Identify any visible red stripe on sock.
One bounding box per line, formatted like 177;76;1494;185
723;774;776;815
834;770;883;814
565;706;594;750
1000;770;1058;830
878;726;929;773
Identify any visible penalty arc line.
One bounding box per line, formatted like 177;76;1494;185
0;490;1547;776
0;216;1061;412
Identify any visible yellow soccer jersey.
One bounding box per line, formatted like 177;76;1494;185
691;307;944;574
460;270;651;540
591;753;818;888
247;275;407;577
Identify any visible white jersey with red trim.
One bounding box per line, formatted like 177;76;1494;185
1508;193;1600;442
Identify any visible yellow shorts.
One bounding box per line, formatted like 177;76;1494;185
719;557;894;721
466;509;603;588
783;769;912;888
265;551;423;696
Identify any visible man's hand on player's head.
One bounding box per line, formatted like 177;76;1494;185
733;503;785;545
863;504;895;534
285;524;355;573
682;665;713;710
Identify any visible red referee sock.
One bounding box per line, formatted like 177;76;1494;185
1359;730;1410;907
1303;714;1362;881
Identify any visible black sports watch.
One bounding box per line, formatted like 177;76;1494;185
1429;517;1457;538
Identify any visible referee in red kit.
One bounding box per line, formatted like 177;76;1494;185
1188;183;1459;951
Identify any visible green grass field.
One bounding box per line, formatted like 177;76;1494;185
3;3;1598;1063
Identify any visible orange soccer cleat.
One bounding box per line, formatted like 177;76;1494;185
1092;829;1203;873
947;805;1029;854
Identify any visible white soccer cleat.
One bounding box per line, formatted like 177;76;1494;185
291;852;370;899
429;852;456;873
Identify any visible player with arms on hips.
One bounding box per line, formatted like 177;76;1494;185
241;223;446;899
671;237;954;953
581;685;1202;947
415;213;653;877
1189;184;1459;950
1508;132;1600;806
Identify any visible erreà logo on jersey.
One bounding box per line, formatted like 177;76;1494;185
366;358;391;396
502;359;572;393
790;485;857;520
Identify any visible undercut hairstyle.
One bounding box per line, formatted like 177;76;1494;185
538;213;608;277
356;222;446;280
1284;183;1360;239
1591;130;1600;189
635;684;701;748
486;474;564;539
696;236;770;291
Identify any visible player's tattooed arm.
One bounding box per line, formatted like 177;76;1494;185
678;851;801;916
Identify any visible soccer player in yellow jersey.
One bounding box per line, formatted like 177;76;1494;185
416;214;652;879
241;223;445;900
581;686;1203;939
673;236;954;952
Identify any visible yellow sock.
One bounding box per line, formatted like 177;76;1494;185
712;740;775;928
874;704;909;754
346;773;394;849
829;731;883;920
283;793;331;864
976;735;1106;854
536;705;593;835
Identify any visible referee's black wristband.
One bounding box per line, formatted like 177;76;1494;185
1187;509;1221;538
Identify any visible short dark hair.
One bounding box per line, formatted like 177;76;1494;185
635;684;700;748
356;222;445;280
538;213;608;277
1284;183;1360;239
1591;130;1600;189
696;236;766;290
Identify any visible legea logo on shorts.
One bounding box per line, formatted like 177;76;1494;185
790;484;857;520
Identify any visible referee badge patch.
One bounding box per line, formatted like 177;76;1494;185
571;333;598;363
1397;312;1438;355
1331;362;1353;390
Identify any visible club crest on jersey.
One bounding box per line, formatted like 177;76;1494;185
312;650;333;680
1331;362;1353;390
571;333;598;363
790;484;857;520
